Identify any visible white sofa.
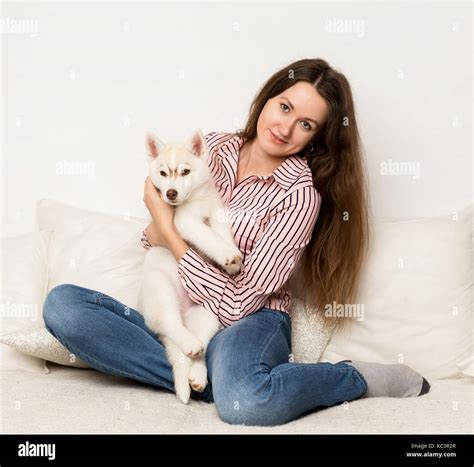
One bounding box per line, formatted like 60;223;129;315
1;199;472;434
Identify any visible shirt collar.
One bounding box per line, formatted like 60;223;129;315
223;134;309;191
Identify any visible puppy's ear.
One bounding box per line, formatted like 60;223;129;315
187;129;208;158
146;132;165;164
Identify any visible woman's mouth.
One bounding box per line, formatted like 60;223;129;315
269;130;287;145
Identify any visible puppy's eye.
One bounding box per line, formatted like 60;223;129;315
159;171;167;177
182;169;191;176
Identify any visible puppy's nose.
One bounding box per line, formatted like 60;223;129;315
166;189;178;201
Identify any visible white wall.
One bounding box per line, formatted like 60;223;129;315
1;1;472;237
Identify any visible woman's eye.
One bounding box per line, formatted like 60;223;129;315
159;171;167;177
300;121;311;130
182;169;190;176
280;103;312;130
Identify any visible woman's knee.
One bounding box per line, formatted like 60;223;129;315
43;284;87;335
213;377;288;427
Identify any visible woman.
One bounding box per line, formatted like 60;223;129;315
43;58;429;427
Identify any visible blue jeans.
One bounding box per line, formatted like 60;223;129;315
42;284;367;426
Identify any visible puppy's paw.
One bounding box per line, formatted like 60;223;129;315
175;380;191;404
188;360;208;393
222;249;243;276
181;336;204;359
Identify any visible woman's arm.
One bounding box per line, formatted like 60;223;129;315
143;221;171;249
164;226;190;262
141;176;176;249
142;222;189;260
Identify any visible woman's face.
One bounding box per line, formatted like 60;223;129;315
256;81;329;157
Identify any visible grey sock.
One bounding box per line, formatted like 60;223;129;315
347;361;430;398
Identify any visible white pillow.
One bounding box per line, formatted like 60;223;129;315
321;204;473;380
291;299;335;363
37;198;149;311
1;230;51;373
0;328;90;368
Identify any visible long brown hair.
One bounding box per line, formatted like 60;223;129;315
233;58;372;333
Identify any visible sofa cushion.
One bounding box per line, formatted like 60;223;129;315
37;198;149;311
1;230;51;373
321;204;473;380
0;328;89;368
290;298;336;363
2;364;472;433
0;199;148;372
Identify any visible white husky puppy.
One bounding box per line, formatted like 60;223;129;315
138;129;242;404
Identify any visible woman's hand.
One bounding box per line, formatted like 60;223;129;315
143;176;176;247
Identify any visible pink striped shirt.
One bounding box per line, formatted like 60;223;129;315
141;131;321;326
